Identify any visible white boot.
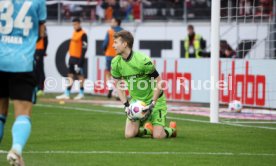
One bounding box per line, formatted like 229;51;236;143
56;93;70;99
74;93;84;100
7;150;25;166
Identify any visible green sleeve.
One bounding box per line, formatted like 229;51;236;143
143;55;155;75
111;57;121;79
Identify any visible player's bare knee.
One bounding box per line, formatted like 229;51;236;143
124;131;137;139
152;126;166;139
13;100;32;117
153;132;166;139
124;134;134;139
124;128;138;138
152;130;166;139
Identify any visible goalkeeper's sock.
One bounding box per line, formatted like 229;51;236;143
0;114;7;143
138;127;152;137
164;127;175;138
143;122;153;136
11;115;31;155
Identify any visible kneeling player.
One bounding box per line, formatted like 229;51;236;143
111;30;177;139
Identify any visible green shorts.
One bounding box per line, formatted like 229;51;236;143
147;95;167;126
127;95;167;127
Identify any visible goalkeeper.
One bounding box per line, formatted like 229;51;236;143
111;30;177;139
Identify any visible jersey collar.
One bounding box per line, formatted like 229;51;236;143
123;50;133;62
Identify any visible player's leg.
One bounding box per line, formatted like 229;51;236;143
0;99;9;143
125;119;140;138
0;72;10;143
137;121;153;137
12;100;32;153
105;56;113;98
152;114;176;139
38;53;45;93
67;57;80;96
74;61;85;100
41;54;46;92
151;108;167;139
151;97;177;139
56;58;75;99
35;53;45;96
65;57;76;96
152;122;177;139
34;53;40;94
74;74;85;100
7;100;31;166
66;73;74;95
7;72;36;165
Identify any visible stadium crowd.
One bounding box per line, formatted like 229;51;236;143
46;0;273;22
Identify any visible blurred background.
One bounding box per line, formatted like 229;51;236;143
46;0;273;23
43;0;276;111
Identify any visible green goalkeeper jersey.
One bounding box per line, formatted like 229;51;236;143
111;51;156;104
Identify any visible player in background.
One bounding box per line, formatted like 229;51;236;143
102;17;123;98
111;30;177;139
183;24;206;58
35;24;48;97
56;18;88;100
0;0;47;165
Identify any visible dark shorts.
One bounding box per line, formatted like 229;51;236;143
69;57;84;75
106;56;114;71
0;71;37;103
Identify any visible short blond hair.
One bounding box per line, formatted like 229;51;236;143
114;30;134;49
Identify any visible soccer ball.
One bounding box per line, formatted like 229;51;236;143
128;100;147;120
228;100;242;113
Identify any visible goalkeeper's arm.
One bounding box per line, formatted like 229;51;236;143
141;72;162;113
114;78;128;105
152;75;162;103
150;70;162;105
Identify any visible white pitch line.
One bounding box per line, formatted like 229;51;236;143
223;121;276;124
166;116;210;124
0;150;275;156
222;123;276;130
35;104;276;130
36;104;123;114
36;104;211;124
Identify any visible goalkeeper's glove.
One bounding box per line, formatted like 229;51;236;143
141;100;155;121
124;101;134;121
124;101;130;113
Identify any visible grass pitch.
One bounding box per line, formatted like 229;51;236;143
0;95;276;166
